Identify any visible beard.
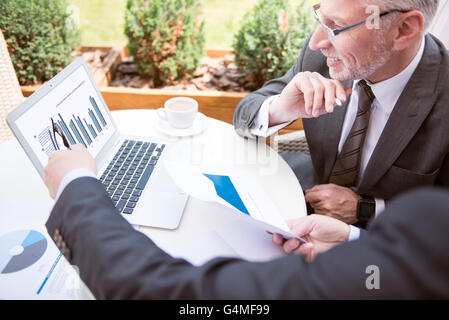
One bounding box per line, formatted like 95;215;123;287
325;32;393;82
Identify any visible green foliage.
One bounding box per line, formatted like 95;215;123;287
0;0;80;85
124;0;205;87
232;0;317;88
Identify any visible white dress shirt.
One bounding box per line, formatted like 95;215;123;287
250;37;426;238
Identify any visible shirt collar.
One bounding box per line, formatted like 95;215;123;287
354;36;426;115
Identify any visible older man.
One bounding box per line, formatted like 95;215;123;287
233;0;449;228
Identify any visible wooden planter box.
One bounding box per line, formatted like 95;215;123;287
20;46;303;133
78;45;123;86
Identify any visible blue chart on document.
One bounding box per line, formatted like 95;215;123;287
0;229;47;274
0;201;94;299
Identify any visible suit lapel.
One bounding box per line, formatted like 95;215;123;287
357;35;441;194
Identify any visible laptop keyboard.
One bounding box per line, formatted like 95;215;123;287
99;139;166;215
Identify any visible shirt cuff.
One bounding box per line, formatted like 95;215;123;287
249;95;291;137
348;225;361;241
54;168;97;202
374;198;385;217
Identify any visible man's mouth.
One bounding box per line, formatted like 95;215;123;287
326;56;342;67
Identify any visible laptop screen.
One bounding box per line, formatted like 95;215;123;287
14;63;116;168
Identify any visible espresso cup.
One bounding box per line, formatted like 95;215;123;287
157;97;198;129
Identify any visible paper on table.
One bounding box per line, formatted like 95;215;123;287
0;200;94;300
163;161;305;242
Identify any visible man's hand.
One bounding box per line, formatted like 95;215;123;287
305;184;361;224
44;144;97;199
268;71;352;126
272;214;350;262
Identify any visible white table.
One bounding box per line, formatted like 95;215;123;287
0;109;306;254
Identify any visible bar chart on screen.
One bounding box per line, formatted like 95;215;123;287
15;64;116;167
38;95;111;157
56;96;108;149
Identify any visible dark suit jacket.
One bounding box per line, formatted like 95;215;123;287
46;177;449;299
233;34;449;200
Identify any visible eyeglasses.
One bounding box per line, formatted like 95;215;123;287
50;117;71;151
312;3;409;42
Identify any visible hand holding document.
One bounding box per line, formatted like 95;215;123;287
163;161;306;243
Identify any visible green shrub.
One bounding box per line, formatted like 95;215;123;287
124;0;205;87
232;0;317;88
0;0;80;85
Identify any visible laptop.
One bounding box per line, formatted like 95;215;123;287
6;57;188;229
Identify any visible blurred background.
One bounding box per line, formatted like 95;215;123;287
67;0;317;48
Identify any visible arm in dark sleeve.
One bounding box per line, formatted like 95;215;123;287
46;178;449;299
310;187;449;299
46;177;312;299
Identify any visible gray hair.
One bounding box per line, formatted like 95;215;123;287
366;0;440;31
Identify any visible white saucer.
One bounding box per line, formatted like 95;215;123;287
155;112;208;137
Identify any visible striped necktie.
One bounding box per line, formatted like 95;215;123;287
328;80;375;187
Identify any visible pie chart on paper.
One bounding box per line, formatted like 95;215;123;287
0;230;47;274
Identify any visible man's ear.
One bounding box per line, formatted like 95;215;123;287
392;10;425;51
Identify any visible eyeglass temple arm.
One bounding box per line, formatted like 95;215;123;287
334;20;366;36
334;9;409;36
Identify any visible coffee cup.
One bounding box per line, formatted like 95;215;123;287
157;97;198;129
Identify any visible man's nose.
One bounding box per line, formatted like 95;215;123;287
309;26;332;51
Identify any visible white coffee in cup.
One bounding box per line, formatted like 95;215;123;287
157;97;198;129
167;101;194;111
